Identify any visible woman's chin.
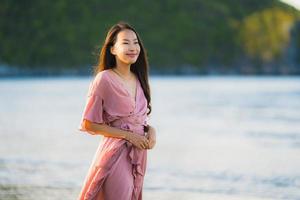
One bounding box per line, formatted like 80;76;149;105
126;59;138;65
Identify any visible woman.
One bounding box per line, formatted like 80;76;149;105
77;21;156;200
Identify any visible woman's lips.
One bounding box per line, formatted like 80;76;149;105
126;54;137;58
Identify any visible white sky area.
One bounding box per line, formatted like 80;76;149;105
280;0;300;10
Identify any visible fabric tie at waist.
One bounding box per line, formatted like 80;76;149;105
109;118;146;136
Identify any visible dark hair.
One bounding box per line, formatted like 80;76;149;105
93;21;151;115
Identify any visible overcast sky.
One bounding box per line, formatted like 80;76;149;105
280;0;300;10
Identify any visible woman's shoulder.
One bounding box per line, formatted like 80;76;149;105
94;69;116;86
94;69;110;81
89;70;111;95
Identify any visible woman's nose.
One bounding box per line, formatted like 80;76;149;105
129;43;139;50
129;45;137;51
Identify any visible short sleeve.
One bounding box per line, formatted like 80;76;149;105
78;72;108;134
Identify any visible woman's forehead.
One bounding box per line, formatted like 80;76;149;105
116;29;138;41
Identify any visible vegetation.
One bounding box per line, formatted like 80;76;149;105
238;7;297;62
0;0;299;74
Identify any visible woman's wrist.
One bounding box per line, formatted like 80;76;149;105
123;131;133;142
147;125;153;133
149;126;156;138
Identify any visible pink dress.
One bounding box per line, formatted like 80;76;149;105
77;69;149;200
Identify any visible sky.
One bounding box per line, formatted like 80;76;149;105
280;0;300;10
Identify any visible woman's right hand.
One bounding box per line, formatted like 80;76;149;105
126;132;149;150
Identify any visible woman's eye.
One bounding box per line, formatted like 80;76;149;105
122;42;139;45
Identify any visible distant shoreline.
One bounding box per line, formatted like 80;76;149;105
1;64;300;78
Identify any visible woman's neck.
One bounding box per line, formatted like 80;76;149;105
114;60;132;78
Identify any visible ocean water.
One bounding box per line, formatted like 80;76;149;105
0;76;299;200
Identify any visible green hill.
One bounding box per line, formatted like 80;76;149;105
0;0;299;75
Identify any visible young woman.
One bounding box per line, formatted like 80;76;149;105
77;21;156;200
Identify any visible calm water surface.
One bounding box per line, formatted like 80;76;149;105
0;76;299;200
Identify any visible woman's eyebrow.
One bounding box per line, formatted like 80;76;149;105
122;38;138;41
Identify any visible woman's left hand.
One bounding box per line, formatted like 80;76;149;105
145;125;156;149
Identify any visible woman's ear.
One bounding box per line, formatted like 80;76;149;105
110;46;116;55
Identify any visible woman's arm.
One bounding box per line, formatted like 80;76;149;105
83;119;128;139
83;119;149;149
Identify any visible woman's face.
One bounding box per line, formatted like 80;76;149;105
110;29;141;65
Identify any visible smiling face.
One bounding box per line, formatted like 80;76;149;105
110;29;141;66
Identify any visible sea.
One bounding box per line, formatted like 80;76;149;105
0;75;299;200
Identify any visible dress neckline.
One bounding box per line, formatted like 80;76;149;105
107;69;138;109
